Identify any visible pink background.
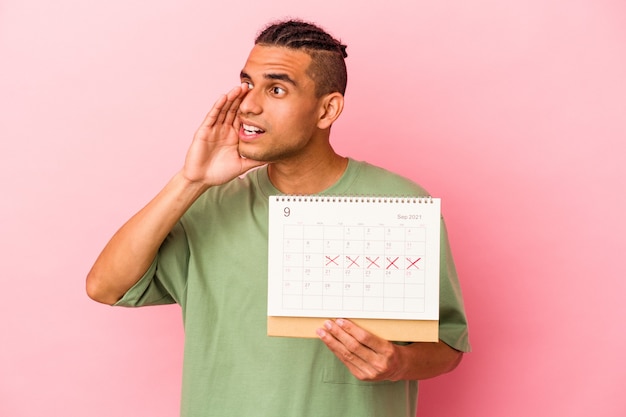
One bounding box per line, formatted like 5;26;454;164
1;1;625;416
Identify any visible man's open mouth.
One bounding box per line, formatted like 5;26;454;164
242;123;265;135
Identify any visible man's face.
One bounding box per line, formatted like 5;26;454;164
237;45;325;163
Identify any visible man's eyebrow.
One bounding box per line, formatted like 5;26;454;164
264;73;297;86
239;70;297;87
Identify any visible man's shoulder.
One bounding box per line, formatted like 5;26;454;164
347;159;430;196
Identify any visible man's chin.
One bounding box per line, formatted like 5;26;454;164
238;146;269;163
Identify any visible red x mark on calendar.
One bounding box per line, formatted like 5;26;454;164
346;256;360;268
366;256;380;268
406;257;422;269
386;257;399;269
325;255;340;266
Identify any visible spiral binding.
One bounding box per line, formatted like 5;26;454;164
271;195;434;204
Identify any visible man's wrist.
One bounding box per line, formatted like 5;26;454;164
172;171;212;201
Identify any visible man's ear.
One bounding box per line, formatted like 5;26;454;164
317;92;344;129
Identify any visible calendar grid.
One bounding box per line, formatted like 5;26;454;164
280;224;428;317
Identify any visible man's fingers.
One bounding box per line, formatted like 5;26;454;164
217;84;247;124
335;319;387;353
199;94;229;129
317;323;371;378
319;320;375;364
224;83;249;126
199;84;248;129
317;319;399;381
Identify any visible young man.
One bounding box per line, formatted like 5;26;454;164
87;20;470;417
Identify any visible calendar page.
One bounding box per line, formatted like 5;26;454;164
268;196;441;323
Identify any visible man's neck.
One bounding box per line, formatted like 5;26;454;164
268;151;348;195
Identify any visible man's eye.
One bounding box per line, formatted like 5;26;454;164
243;81;254;89
271;86;286;95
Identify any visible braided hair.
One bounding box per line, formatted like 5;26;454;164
255;19;348;97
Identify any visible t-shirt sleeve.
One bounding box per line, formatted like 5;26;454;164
438;218;471;352
114;221;190;307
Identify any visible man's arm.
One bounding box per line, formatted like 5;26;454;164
317;318;463;381
86;84;261;305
